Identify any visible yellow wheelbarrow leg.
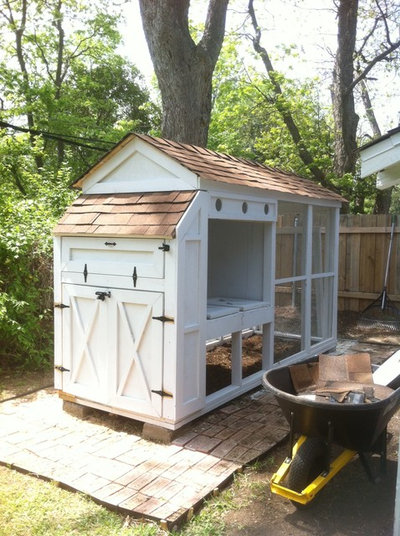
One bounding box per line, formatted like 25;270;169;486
270;435;356;505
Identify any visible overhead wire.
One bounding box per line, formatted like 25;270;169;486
0;120;116;152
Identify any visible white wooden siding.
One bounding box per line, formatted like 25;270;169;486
82;137;199;194
174;191;208;420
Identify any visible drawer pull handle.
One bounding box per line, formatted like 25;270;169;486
105;242;116;246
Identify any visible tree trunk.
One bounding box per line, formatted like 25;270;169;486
139;0;229;147
359;79;392;213
359;79;381;139
331;0;359;177
374;186;393;213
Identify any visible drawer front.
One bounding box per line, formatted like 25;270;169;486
61;237;166;280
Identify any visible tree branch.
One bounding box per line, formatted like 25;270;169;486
10;162;27;196
54;0;65;97
347;37;400;93
199;0;229;65
30;33;55;83
357;18;379;58
375;0;392;44
0;0;14;24
359;78;381;137
9;0;43;169
247;0;336;190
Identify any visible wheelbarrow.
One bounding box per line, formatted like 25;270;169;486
262;356;400;507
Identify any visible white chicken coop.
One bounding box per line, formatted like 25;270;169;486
54;133;344;431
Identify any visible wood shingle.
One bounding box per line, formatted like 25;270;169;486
72;133;345;204
54;191;197;238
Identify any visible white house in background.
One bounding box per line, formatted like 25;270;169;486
360;126;400;188
359;125;400;536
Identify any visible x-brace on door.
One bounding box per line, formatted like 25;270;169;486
61;284;164;418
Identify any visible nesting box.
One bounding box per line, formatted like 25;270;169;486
54;133;344;430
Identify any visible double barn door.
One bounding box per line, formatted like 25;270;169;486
61;284;164;418
58;237;168;419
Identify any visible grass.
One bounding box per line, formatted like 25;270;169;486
0;462;236;535
0;367;265;536
176;481;238;536
0;456;277;536
0;466;164;536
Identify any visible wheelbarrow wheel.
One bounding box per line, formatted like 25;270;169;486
288;437;327;508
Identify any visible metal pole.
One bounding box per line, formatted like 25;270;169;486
291;215;299;307
394;437;400;535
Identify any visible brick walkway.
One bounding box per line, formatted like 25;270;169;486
0;387;288;529
3;340;392;529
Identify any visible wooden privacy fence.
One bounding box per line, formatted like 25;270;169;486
339;214;400;312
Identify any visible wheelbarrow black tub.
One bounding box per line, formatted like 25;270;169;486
263;359;400;452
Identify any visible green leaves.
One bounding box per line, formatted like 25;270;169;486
209;40;334;179
0;188;62;368
0;0;156;369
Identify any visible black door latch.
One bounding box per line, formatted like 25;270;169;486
54;303;70;309
95;291;111;301
54;365;70;372
152;315;174;323
151;389;173;398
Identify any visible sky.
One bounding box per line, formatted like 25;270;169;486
119;0;400;134
120;0;337;82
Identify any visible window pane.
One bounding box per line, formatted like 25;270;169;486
311;277;334;344
276;202;307;279
312;206;334;274
274;282;303;362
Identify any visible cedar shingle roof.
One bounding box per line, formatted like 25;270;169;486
73;133;345;204
59;134;344;238
54;191;197;238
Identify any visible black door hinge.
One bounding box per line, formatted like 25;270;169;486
152;315;174;323
158;243;170;252
54;365;70;372
83;263;88;282
151;389;173;398
54;303;70;309
132;266;138;287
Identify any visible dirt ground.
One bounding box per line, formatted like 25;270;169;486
1;311;400;535
220;311;400;536
222;413;400;536
0;368;53;402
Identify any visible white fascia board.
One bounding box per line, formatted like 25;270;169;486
271;190;342;208
85;178;195;194
199;178;267;199
81;137;199;194
199;178;342;209
376;161;400;189
360;131;400;178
